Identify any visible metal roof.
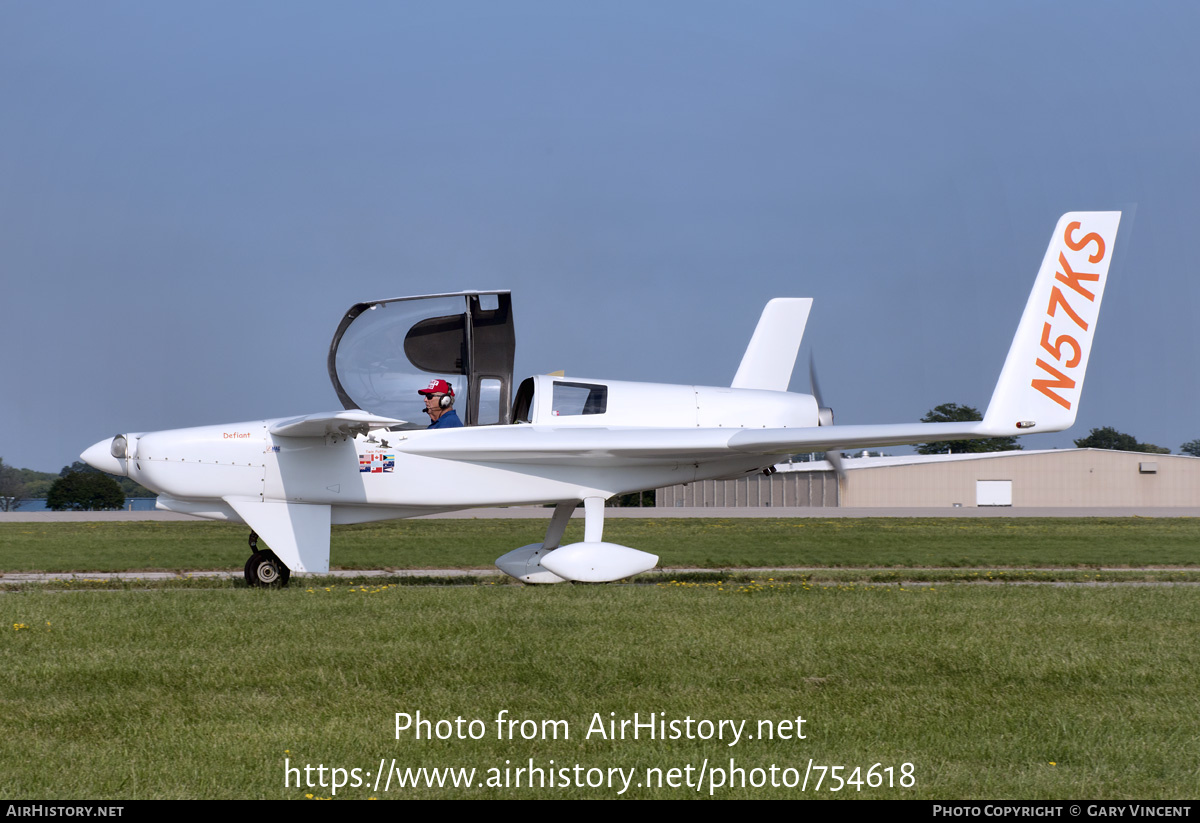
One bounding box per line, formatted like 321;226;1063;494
774;448;1199;473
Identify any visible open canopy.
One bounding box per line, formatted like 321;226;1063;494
327;291;515;427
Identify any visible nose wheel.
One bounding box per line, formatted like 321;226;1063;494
244;532;291;588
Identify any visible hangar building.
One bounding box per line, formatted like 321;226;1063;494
655;449;1200;508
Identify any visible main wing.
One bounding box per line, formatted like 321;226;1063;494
394;420;996;466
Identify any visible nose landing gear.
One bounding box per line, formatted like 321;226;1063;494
244;531;291;588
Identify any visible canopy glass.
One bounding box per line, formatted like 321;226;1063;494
327;291;515;428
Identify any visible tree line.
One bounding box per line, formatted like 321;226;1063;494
0;459;153;512
914;403;1187;456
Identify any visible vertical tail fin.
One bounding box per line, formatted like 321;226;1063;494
731;298;813;391
982;211;1121;434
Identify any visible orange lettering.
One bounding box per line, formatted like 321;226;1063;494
1032;358;1075;410
1055;252;1099;302
1064;221;1106;263
1040;322;1081;368
1047;286;1089;331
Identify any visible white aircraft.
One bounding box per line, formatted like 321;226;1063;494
82;212;1120;586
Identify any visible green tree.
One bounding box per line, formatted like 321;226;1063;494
1074;427;1170;454
18;471;57;498
607;490;655;507
1180;440;1200;457
915;403;1022;455
0;458;26;512
58;461;156;499
46;471;125;511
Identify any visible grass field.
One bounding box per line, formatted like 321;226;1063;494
1;519;1198;799
3;516;1200;573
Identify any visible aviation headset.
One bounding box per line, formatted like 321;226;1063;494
420;379;455;409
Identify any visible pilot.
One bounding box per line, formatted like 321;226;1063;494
418;379;464;429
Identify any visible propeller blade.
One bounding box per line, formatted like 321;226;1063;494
809;353;845;480
808;353;825;409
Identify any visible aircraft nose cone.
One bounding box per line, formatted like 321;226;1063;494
81;438;128;477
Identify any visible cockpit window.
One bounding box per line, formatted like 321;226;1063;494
477;378;502;425
552;382;608;416
328;291;515;427
332;296;468;428
512;377;535;423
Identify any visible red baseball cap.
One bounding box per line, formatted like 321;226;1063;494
418;379;454;396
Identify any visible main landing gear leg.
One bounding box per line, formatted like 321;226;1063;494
495;497;658;583
543;500;575;551
244;530;291;588
535;496;659;582
493;500;577;584
582;496;605;543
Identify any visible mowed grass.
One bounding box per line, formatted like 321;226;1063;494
3;517;1200;572
2;519;1198;799
1;583;1198;799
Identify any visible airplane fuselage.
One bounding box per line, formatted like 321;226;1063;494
92;417;777;526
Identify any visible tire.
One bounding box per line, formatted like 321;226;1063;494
244;550;291;588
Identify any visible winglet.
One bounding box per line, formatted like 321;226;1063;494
982;212;1121;434
731;298;813;391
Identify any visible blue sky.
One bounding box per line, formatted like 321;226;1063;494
3;2;1198;472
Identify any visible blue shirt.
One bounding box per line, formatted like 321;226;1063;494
428;409;463;429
